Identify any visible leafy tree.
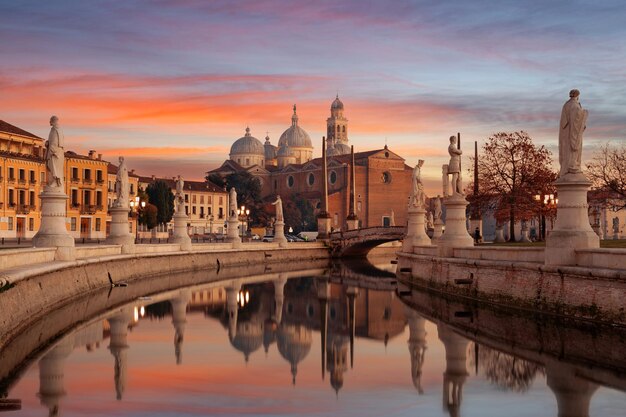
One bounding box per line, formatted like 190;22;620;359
283;194;315;234
207;173;226;189
469;131;556;241
146;180;175;225
139;203;158;229
586;143;626;211
208;172;266;225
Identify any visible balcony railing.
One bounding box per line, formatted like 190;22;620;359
71;177;80;184
80;205;98;215
17;204;30;215
30;178;37;184
7;177;15;183
96;179;105;185
8;202;16;209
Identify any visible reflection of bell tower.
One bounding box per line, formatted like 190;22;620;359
108;309;132;401
438;324;469;417
170;289;191;365
546;362;598;417
327;334;349;395
38;335;74;417
273;275;288;324
346;286;358;369
406;309;427;394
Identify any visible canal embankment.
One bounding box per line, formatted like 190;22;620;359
0;242;330;349
397;245;626;325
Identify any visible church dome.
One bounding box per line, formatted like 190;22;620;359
278;105;312;149
230;127;264;156
277;144;294;157
331;95;344;110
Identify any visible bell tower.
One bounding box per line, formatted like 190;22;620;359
326;95;348;149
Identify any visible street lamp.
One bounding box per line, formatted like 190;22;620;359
237;205;250;239
534;193;557;241
129;196;146;241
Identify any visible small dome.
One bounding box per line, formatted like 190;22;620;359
230;127;264;156
278;105;312;149
264;134;277;160
331;94;344;110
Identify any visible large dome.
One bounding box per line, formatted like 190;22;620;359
278;105;312;149
230;127;264;156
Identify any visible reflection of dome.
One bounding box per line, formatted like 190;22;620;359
277;323;312;384
230;127;264;156
230;320;264;362
278;105;312;148
331;95;344;110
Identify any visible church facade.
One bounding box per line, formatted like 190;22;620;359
210;97;413;230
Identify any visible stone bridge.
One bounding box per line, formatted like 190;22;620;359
329;226;406;258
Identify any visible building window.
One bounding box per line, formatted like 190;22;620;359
8;167;14;181
218;207;223;218
96;170;103;183
70;217;77;231
8;189;14;206
381;171;392;184
71;189;79;207
308;173;315;186
18;190;25;205
130;184;134;194
18;169;25;181
185;206;189;215
192;206;197;215
185;194;189;203
208;196;212;204
287;175;294;188
83;169;91;181
71;167;79;181
40;172;45;184
95;218;101;231
8;217;13;230
29;218;34;231
200;195;204;204
29;170;36;183
96;191;102;206
192;195;197;204
329;170;337;184
219;196;223;205
29;191;35;207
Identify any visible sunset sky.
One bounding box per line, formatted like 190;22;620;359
1;1;625;193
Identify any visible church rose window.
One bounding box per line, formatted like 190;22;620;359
308;173;315;186
329;170;337;184
287;175;294;188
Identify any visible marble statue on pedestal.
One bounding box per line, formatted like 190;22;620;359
410;160;426;208
445;136;463;196
272;195;284;222
559;89;588;178
427;212;434;229
175;175;185;212
113;157;129;208
229;187;238;218
45;116;65;188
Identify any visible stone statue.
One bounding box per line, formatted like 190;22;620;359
113;156;129;208
434;196;442;220
175;175;185;212
390;209;395;226
446;135;463;195
272;195;284;222
45;116;65;188
410;160;426;208
427;212;434;229
229;187;238;218
559;89;588;178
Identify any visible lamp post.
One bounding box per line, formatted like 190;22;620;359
129;196;146;242
237;205;250;240
534;193;557;241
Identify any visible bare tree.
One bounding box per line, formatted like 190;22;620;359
586;143;626;211
469;132;556;241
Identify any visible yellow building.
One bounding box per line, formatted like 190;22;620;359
0;120;46;238
138;176;228;234
64;150;109;239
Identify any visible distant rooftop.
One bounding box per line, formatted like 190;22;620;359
0;120;42;140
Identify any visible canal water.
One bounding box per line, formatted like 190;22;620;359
1;257;625;416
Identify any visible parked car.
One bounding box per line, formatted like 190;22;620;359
251;233;260;240
285;234;305;242
262;235;274;242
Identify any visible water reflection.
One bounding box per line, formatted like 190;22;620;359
1;258;625;416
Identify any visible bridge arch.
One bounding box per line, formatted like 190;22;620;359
329;226;405;258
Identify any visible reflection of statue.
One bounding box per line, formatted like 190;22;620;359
272;195;284;222
229;187;238;218
434;196;442;220
410;160;426;208
113;156;129;208
175;175;184;212
559;89;588;178
45;116;65;188
445;136;463;195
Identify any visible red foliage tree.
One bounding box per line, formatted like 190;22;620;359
469;131;556;241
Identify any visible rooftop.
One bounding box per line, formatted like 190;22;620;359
0;120;43;140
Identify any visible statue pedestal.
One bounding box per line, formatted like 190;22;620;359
32;187;75;261
546;174;599;266
106;206;135;254
225;217;241;248
438;194;473;257
403;206;430;252
494;227;506;243
171;212;192;251
519;226;532;243
431;219;444;243
346;217;359;231
317;215;331;240
273;220;288;247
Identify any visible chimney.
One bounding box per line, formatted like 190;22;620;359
151;175;156;181
88;150;96;159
